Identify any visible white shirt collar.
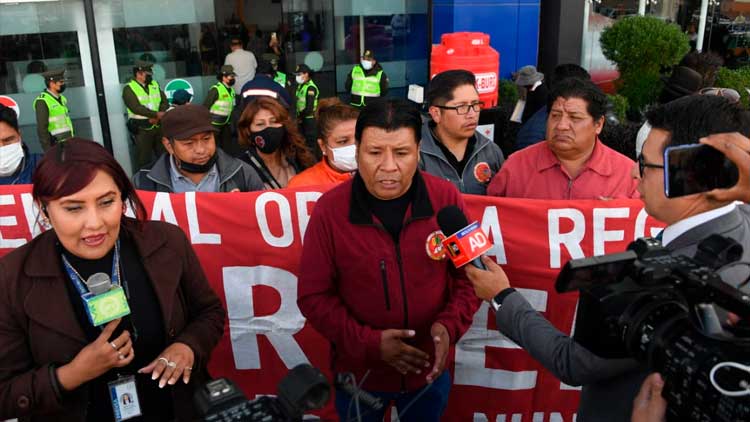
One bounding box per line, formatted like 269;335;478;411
661;202;738;246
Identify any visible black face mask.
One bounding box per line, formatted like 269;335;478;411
174;153;218;174
227;78;236;86
58;84;66;94
251;126;286;154
144;75;153;85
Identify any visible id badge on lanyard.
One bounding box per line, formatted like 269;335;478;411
108;375;142;421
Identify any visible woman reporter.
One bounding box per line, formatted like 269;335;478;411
0;138;225;421
237;97;315;189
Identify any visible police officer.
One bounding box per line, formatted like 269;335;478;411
204;65;236;154
122;59;168;170
270;57;290;89
34;69;74;151
295;64;319;156
345;49;389;108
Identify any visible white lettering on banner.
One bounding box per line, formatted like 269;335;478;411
256;192;294;248
186;192;221;244
592;208;629;256
150;192;178;225
455;288;548;390
548;209;585;269
476;413;572;422
223;266;307;369
0;194;26;248
480;206;507;264
20;193;45;238
295;192;322;242
634;207;663;239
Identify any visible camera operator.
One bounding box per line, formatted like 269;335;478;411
465;95;750;422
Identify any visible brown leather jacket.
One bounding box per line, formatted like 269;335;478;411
0;218;226;421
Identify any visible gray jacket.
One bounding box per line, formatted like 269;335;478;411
495;204;750;422
419;121;504;195
133;148;264;193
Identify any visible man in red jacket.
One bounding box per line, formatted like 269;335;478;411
297;98;480;421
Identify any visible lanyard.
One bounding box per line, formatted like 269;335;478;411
61;239;122;296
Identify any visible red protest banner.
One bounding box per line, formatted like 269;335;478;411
0;185;664;421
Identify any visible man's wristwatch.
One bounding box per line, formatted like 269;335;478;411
489;288;516;312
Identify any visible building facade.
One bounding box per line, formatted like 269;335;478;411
0;0;539;173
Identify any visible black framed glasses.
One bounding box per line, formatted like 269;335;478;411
637;153;664;177
434;101;484;115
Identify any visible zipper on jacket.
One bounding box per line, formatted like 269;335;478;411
380;260;391;311
394;243;409;329
395;242;409;392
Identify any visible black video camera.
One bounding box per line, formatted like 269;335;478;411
194;364;330;422
555;235;750;421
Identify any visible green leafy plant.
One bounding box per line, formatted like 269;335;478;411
498;78;519;106
715;66;750;108
607;94;629;123
600;16;690;114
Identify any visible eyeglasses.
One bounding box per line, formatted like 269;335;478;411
699;87;741;104
637;153;664;177
434;101;484;115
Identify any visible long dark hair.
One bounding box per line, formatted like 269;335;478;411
237;97;316;168
32;138;147;222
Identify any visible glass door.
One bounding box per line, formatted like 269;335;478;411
0;0;103;153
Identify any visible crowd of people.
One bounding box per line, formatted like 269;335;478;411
2;42;750;422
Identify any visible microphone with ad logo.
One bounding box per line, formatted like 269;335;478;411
78;272;131;326
437;206;492;270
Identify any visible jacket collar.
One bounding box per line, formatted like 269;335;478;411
537;138;612;176
419;120;491;156
349;170;434;225
22;218;167;344
145;149;242;190
23;218;165;278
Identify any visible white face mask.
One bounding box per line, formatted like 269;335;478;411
361;60;373;70
295;75;305;84
329;144;358;172
0;142;24;177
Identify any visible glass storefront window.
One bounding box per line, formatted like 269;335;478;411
334;0;429;98
0;0;98;153
2;0;431;173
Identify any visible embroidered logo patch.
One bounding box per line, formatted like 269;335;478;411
425;230;447;260
254;135;266;148
474;162;492;183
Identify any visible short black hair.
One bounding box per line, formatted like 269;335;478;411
355;98;422;145
646;95;750;150
547;77;608;121
549;64;591;89
425;69;476;106
0;104;19;132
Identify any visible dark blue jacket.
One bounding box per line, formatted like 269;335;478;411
0;144;42;185
515;106;548;151
239;74;293;111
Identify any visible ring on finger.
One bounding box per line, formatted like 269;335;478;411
157;357;169;365
185;367;193;371
167;361;177;368
118;352;125;360
110;341;118;350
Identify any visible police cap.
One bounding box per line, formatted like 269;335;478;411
41;68;66;82
134;59;154;73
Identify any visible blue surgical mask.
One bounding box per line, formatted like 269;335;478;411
361;60;373;71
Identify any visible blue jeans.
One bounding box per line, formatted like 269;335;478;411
334;372;451;422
